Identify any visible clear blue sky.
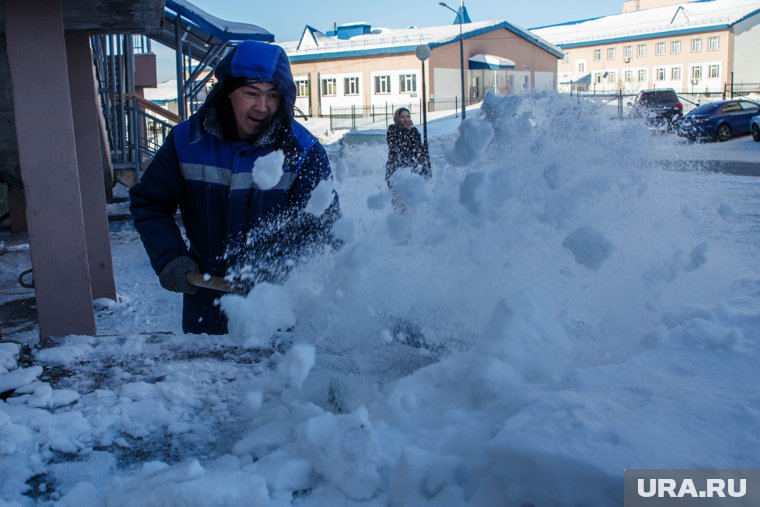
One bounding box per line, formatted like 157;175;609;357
188;0;624;41
155;1;624;81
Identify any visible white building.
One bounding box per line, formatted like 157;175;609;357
532;0;760;94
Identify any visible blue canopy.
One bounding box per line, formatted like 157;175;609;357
468;54;516;70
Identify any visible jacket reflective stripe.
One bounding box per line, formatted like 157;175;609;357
181;162;298;190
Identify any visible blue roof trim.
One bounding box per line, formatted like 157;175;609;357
288;45;420;62
165;0;274;42
556;24;732;48
541;5;760;49
288;21;563;63
429;21;563;58
729;8;760;27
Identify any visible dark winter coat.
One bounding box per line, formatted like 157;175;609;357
129;41;340;335
385;124;431;181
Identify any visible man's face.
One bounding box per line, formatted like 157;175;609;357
228;82;281;140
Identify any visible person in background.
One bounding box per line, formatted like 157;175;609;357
129;41;340;335
385;107;431;183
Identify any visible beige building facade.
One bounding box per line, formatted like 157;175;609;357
279;21;562;116
532;0;760;94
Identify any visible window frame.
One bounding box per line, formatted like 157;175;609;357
374;75;391;95
344;76;360;96
295;80;309;98
691;38;703;53
321;78;337;97
399;73;417;93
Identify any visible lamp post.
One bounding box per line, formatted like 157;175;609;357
415;44;431;145
438;1;466;119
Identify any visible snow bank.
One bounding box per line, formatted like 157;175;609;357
1;93;758;506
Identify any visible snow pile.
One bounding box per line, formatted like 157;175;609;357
220;282;296;348
0;93;758;506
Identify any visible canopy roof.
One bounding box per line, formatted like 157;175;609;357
469;54;516;70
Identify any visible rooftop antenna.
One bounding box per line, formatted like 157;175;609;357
670;5;689;24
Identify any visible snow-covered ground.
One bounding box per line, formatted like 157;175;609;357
1;93;759;506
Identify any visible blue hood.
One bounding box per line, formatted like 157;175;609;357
214;41;296;109
190;41;296;141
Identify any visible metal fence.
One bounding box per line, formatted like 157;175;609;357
328;85;760;130
572;83;760;118
328;96;479;131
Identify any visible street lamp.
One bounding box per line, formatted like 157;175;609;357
415;44;431;145
438;1;466;119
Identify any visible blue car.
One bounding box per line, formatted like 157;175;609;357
678;99;760;142
752;115;760;142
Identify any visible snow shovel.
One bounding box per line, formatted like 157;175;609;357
186;272;247;294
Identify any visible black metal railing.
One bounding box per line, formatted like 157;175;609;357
327;96;482;131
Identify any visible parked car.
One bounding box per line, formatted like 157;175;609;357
752;115;760;142
678;99;760;142
630;89;683;131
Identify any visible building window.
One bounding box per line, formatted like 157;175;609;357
593;49;601;61
624;70;633;82
671;67;681;80
708;64;720;79
671;40;681;54
655;42;666;56
374;75;391;94
691;66;702;80
295;80;309;98
321;78;336;96
607;47;616;60
607;71;617;84
562;54;569;64
578;61;585;73
691;38;702;52
656;68;666;81
594;72;603;84
399;74;416;93
637;44;647;57
624;45;632;59
708;36;720;51
344;77;359;95
637;69;647;82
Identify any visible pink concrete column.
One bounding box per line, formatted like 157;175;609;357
65;30;117;301
4;0;96;338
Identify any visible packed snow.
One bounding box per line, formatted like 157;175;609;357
1;92;760;506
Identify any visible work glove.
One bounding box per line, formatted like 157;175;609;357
159;255;199;295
